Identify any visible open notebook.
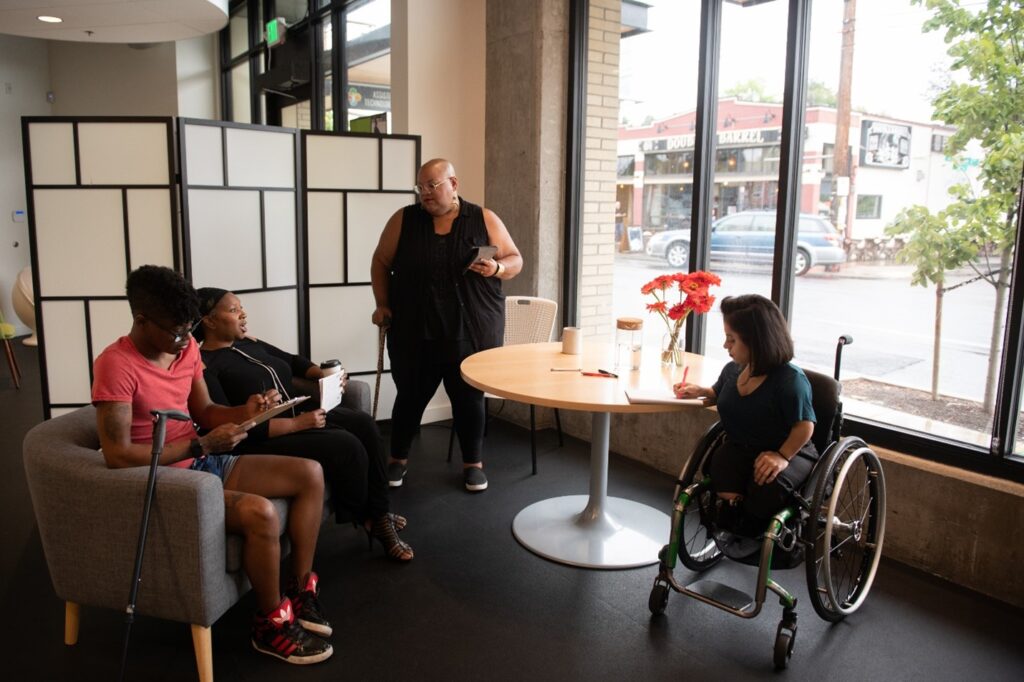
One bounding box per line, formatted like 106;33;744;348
624;389;705;406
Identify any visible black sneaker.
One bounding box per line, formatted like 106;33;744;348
387;462;407;488
464;467;488;492
251;598;333;665
287;572;332;637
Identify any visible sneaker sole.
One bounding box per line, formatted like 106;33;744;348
298;619;333;638
465;481;488;492
388;478;404;488
252;639;333;665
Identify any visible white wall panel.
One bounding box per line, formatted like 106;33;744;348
306;135;378;190
226;128;295;188
183;123;223;186
381;138;417;190
88;300;132;361
127;189;174;270
28;123;76;185
41;301;91;404
187;189;262;291
263;191;297;287
308;287;381;374
238;289;299;355
78;123;169;185
34;189;125;297
346;193;409;283
306;192;344;284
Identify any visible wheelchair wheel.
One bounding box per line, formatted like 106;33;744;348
805;438;886;622
773;622;796;670
648;581;670;615
676;426;725;572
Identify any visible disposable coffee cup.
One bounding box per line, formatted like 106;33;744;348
320;359;343;376
562;327;582;355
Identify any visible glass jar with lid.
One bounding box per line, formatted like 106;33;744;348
615;317;643;371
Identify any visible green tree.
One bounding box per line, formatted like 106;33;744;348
722;79;780;103
886;0;1023;411
806;79;837;107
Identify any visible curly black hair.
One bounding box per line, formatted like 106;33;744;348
125;265;199;326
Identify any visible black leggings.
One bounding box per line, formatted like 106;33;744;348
709;436;816;522
389;343;485;464
236;424;389;521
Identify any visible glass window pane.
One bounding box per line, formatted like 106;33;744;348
612;2;702;355
231;62;251;123
792;0;1017;448
322;19;333;130
345;0;391;132
229;6;249;59
702;0;788;360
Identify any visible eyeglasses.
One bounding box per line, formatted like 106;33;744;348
413;177;451;195
150;318;201;343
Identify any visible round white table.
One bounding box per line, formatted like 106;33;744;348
461;341;713;569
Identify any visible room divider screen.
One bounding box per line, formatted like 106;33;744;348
179;119;302;354
22;117;177;418
23;116;432;423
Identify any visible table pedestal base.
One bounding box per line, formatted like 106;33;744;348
512;495;669;569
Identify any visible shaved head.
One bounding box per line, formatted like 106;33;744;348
420;158;456;177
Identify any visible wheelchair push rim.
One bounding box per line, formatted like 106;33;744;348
806;439;886;621
675;426;726;572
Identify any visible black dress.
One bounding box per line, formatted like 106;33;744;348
202;338;389;520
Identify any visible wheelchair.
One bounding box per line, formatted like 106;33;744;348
647;335;887;669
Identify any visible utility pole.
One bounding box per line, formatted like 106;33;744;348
832;0;856;241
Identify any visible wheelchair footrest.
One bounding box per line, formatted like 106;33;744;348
685;579;755;611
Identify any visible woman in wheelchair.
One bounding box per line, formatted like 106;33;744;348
674;294;817;550
196;287;413;562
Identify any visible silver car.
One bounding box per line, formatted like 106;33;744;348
644;210;847;276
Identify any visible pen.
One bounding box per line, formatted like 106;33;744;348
581;371;616;378
682;366;689;385
550;368;582;372
597;369;619;378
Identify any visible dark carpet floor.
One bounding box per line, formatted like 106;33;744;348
2;339;1022;681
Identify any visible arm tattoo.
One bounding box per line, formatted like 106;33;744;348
99;402;132;445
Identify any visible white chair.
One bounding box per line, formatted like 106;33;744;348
448;296;562;474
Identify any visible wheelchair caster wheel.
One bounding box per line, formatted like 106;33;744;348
773;622;797;670
648;582;670;616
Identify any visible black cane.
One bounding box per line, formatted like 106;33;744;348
118;409;191;682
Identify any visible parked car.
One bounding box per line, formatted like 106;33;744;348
644;210;847;276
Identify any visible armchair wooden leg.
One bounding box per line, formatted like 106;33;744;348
191;624;213;682
64;601;79;645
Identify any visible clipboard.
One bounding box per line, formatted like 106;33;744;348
240;396;309;431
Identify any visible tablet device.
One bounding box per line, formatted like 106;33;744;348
463;245;498;271
240;396;309;431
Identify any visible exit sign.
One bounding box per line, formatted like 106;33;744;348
266;17;286;47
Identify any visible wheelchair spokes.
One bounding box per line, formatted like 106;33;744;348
806;440;886;622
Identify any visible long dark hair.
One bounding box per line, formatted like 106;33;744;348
720;294;793;376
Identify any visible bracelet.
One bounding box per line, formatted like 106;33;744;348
493;260;505;277
775;450;791;461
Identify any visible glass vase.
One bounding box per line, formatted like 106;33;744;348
661;331;685;367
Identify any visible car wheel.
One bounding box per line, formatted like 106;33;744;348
794;248;811;276
665;242;690;269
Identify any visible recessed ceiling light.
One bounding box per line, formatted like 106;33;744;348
37;16;63;24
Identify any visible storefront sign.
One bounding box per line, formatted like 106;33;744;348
639;128;777;152
860;120;911;169
347;83;391;111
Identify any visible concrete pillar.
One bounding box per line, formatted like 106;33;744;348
485;0;568;302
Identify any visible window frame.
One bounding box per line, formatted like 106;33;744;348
565;0;1024;482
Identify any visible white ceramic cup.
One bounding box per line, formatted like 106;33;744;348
562;327;582;355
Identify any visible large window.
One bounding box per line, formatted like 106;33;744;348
596;0;1024;478
219;0;391;132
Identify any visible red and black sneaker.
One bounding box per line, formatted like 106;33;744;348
287;571;333;637
251;597;333;665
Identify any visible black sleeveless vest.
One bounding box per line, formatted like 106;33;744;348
388;198;504;356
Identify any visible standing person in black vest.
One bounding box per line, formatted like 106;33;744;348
371;158;522;492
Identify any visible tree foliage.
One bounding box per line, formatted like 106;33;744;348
722;78;780;103
806;79;837;107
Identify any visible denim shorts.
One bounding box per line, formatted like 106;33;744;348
189;454;240;481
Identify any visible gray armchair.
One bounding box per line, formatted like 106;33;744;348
22;379;372;681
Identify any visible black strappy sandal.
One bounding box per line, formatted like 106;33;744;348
367;515;414;562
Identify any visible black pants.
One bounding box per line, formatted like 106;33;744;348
709;436;816;523
389;341;485;464
236;424;389;521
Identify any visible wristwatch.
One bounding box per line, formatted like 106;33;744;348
190;438;205;459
